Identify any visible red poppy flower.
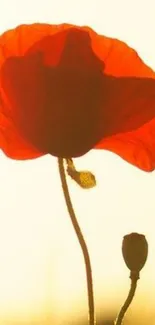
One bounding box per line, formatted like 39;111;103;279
0;23;155;171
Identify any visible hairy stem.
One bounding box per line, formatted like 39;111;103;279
115;277;138;325
58;157;95;325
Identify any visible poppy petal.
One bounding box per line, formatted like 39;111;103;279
95;118;155;172
92;34;155;171
0;108;42;160
0;24;104;158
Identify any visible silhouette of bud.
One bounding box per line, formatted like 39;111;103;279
122;233;148;278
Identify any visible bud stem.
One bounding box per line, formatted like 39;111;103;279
58;157;96;325
115;274;138;325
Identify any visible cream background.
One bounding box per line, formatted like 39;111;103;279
0;0;155;324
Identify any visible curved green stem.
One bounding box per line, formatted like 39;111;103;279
58;157;95;325
115;277;138;325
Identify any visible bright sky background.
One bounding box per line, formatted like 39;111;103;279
0;1;155;325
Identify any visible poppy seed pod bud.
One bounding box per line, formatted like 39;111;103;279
122;233;148;277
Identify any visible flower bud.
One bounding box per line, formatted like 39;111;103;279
66;158;96;189
122;233;148;275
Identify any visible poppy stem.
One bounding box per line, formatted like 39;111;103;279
115;273;138;325
58;157;95;325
